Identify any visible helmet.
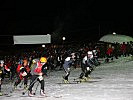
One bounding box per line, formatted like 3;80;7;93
87;51;93;55
40;57;47;63
71;53;75;59
0;60;4;64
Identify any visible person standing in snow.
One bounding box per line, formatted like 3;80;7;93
0;60;4;96
62;53;75;83
28;57;48;97
14;59;30;89
105;44;113;62
92;47;100;66
79;51;95;81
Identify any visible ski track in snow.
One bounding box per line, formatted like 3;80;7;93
0;56;133;100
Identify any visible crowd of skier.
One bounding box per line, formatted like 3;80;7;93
0;41;133;97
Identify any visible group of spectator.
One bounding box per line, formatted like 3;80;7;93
0;41;133;75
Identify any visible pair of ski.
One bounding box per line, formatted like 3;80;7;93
73;77;91;83
4;94;62;98
2;88;26;97
73;78;90;83
1;93;12;97
3;91;62;98
61;79;81;84
60;78;89;84
20;94;62;98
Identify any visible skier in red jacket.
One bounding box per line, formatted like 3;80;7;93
28;57;48;97
14;59;30;89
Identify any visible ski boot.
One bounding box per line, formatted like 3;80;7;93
80;76;88;82
28;91;34;97
62;78;70;83
14;85;17;90
40;89;45;96
83;76;90;81
84;77;88;81
24;85;28;90
79;78;86;82
0;92;3;96
62;76;70;83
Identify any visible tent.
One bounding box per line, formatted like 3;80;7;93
99;34;133;44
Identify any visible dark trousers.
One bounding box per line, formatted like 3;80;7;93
0;85;1;92
28;75;44;92
0;74;2;92
14;76;28;86
63;67;70;81
79;64;92;78
0;79;1;92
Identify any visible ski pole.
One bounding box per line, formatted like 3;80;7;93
22;77;38;95
33;81;39;95
34;76;45;95
19;80;24;88
9;75;18;93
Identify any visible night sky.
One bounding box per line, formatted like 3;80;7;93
0;0;132;44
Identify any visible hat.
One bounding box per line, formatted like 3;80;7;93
40;57;47;63
87;51;93;55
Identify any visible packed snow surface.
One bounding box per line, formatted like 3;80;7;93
1;56;133;100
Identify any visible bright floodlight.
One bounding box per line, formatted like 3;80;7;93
42;44;45;48
62;37;66;41
113;32;116;35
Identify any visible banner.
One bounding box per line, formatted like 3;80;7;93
13;35;51;44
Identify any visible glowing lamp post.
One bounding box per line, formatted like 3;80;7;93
42;44;45;48
62;37;66;48
113;32;116;35
62;37;66;41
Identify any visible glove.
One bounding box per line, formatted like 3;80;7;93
38;72;43;76
67;67;70;71
38;75;43;81
21;71;27;76
86;67;90;71
6;69;10;71
0;70;2;74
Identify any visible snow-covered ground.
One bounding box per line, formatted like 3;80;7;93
1;56;133;100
